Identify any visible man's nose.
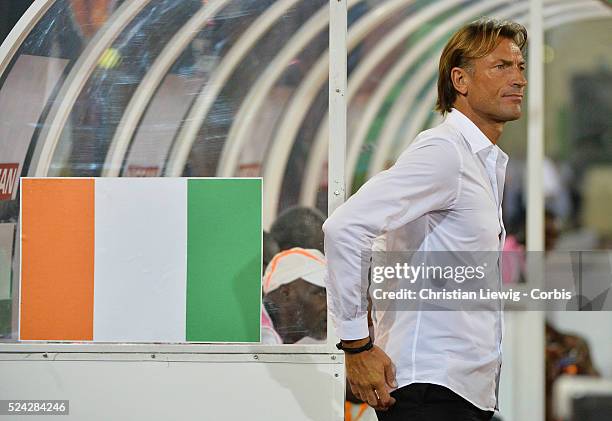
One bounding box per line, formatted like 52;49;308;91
512;67;527;87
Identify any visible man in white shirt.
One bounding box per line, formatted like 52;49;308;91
323;18;527;421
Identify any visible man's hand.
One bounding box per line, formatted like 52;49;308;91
343;338;397;411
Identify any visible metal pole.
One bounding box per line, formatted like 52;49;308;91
328;0;347;349
517;0;545;419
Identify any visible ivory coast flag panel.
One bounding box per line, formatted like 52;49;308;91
19;178;262;343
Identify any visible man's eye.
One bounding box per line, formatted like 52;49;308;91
496;64;505;69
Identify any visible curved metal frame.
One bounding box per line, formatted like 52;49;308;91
164;0;343;176
208;0;433;182
385;78;443;165
159;0;305;177
101;0;231;177
386;2;612;173
171;1;311;174
368;58;437;176
0;0;56;79
28;0;153;176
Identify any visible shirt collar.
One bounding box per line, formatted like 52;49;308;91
445;108;496;155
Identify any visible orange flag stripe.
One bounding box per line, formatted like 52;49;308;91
20;179;95;340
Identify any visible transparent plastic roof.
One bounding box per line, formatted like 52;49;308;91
0;0;610;344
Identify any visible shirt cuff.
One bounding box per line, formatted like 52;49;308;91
333;314;370;340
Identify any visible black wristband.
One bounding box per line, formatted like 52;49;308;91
336;338;373;354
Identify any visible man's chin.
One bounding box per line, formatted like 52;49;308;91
497;107;522;122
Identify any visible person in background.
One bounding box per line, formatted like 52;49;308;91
270;206;325;253
263;207;325;344
262;248;327;344
545;322;600;421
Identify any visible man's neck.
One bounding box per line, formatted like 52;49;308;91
453;104;504;144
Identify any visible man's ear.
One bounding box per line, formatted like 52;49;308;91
451;66;469;96
279;284;292;297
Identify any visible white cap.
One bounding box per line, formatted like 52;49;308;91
262;248;326;294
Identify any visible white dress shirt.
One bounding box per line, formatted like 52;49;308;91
323;108;508;411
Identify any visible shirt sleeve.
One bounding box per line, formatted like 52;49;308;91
322;137;463;340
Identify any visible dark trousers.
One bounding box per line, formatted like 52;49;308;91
375;383;495;421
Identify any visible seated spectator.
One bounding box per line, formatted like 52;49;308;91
262;248;327;344
270;206;325;252
545;321;599;421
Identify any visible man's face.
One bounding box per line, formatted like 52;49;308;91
266;278;327;342
463;38;527;122
292;279;327;340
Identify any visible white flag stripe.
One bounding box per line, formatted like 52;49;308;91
93;178;187;342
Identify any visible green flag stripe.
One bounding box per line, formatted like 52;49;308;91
186;179;262;342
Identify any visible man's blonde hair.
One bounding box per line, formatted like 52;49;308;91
436;18;527;114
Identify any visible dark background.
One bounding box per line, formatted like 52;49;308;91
0;0;35;45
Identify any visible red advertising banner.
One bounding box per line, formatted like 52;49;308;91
0;163;19;201
125;165;159;177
